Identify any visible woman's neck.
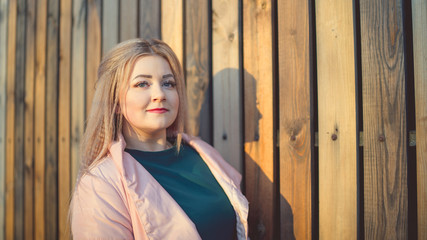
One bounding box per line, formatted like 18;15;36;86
122;124;171;152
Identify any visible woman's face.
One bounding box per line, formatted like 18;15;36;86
121;55;179;136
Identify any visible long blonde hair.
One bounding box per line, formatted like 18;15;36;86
80;38;187;176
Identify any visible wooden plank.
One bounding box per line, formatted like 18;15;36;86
185;0;210;140
13;0;26;238
412;0;427;239
120;0;137;41
58;0;72;239
86;0;101;117
0;0;9;239
278;0;312;239
101;0;118;55
45;0;59;238
5;0;16;238
161;0;183;66
212;0;242;172
24;0;35;238
243;0;275;239
34;0;47;239
360;0;408;238
316;0;357;238
71;0;86;189
139;0;160;39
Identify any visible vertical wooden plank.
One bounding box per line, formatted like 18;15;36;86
185;0;210;139
86;0;101;116
212;0;242;172
0;0;9;239
46;0;59;238
139;0;160;39
316;0;357;239
412;0;427;238
161;0;183;65
24;0;35;238
120;0;137;41
71;0;86;189
360;0;408;238
34;0;47;239
278;0;312;239
102;0;118;55
243;0;275;239
5;0;17;238
58;0;72;239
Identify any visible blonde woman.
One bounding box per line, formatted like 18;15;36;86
70;39;249;240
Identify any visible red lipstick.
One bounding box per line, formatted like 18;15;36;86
146;108;169;113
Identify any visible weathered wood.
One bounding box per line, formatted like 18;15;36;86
316;0;358;238
360;0;408;239
243;0;275;239
0;0;9;239
412;1;427;239
120;0;137;41
161;0;183;65
212;0;242;172
58;0;71;238
46;0;59;238
101;0;118;55
71;0;86;191
139;0;160;39
86;0;101;116
34;0;47;239
6;0;17;238
185;0;210;140
278;0;312;239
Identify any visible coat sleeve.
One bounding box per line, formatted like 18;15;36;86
71;172;134;240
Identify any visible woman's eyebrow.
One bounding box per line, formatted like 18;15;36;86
133;74;174;80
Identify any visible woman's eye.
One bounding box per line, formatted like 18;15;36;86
163;80;176;88
136;81;150;88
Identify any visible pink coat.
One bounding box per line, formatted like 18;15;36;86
71;134;249;240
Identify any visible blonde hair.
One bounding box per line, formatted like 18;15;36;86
79;38;187;176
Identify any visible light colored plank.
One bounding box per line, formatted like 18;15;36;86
71;0;86;189
361;0;408;238
278;0;312;239
5;0;16;238
412;1;427;239
161;0;183;66
120;0;137;41
316;0;357;239
139;0;160;39
212;0;242;172
58;0;72;239
0;0;9;239
185;0;210;139
34;0;47;239
243;0;275;239
102;0;118;55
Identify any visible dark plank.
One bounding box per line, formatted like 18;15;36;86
278;0;312;239
360;0;408;238
101;0;118;55
120;0;137;40
139;0;160;39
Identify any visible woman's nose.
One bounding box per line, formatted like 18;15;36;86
151;83;166;102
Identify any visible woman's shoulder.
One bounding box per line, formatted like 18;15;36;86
77;155;122;190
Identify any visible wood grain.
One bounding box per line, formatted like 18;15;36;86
161;0;183;65
278;0;312;239
316;0;358;238
0;0;9;239
243;0;275;239
101;0;118;55
6;0;17;238
411;0;427;239
139;0;160;39
185;0;210;139
58;0;72;238
360;0;408;239
212;0;242;172
120;0;137;41
34;0;47;239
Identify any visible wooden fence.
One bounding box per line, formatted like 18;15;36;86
0;0;426;239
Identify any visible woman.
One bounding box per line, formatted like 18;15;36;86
71;38;249;240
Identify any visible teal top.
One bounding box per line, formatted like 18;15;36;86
125;143;236;240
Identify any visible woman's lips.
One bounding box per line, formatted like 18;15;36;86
146;108;169;113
